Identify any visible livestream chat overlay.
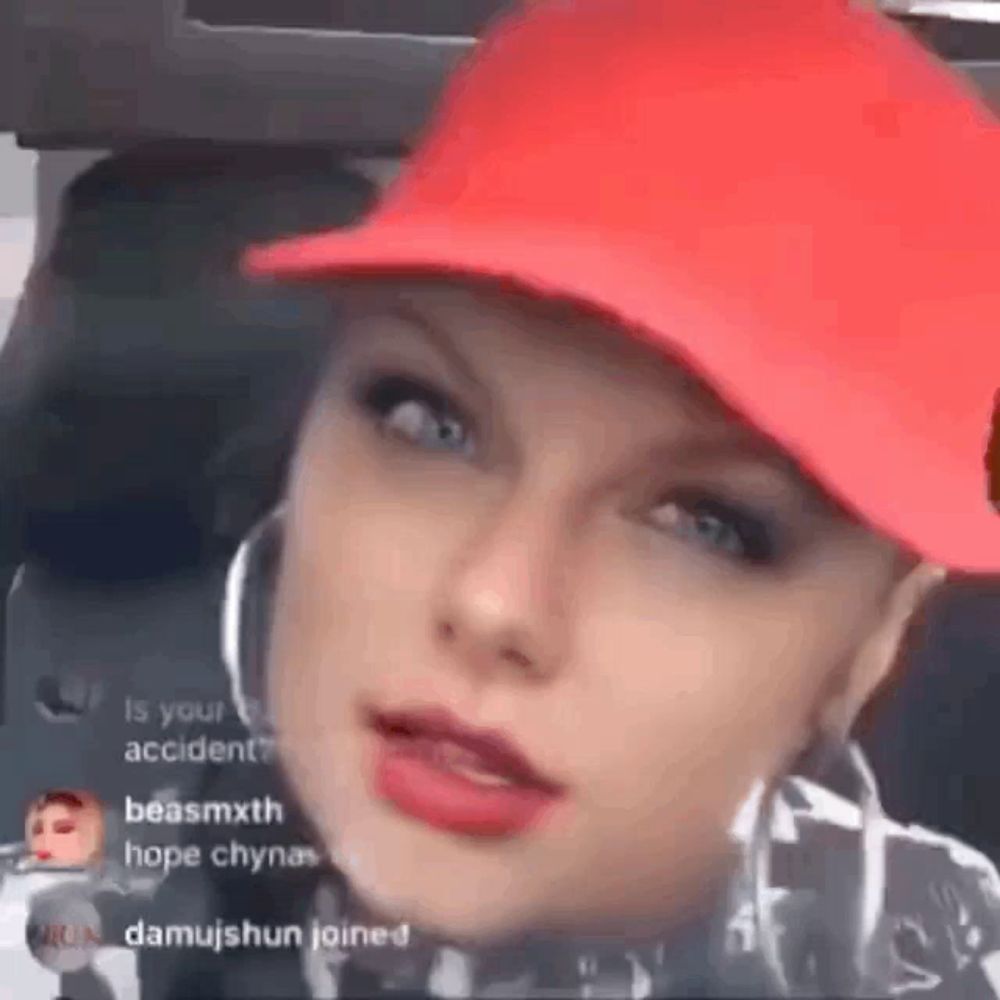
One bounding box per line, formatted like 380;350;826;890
0;685;410;1000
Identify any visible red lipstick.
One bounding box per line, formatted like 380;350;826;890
368;705;564;837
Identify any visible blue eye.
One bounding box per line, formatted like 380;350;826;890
648;494;780;565
384;399;470;453
359;374;475;457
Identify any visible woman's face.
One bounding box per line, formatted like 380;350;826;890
29;800;98;866
270;281;908;943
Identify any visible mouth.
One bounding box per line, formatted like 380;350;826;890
366;704;565;837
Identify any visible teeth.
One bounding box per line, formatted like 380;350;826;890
428;740;516;787
451;764;514;787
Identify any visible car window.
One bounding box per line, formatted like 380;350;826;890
0;135;37;347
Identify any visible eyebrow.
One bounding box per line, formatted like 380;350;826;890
642;433;846;517
358;297;492;402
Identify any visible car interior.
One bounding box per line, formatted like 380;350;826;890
0;4;998;983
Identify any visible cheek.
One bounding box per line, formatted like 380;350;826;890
268;444;474;806
528;587;860;924
567;577;861;830
274;460;463;684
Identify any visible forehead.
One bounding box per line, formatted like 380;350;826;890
33;803;68;823
341;279;734;419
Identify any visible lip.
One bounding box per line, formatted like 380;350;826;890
366;704;565;837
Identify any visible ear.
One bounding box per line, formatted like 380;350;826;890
818;561;947;739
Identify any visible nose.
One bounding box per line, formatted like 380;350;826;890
433;489;574;682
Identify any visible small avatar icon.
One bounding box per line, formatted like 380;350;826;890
25;791;104;868
34;673;103;723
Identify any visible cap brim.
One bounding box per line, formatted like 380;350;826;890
244;219;1000;574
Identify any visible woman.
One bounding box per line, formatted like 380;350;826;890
25;790;104;868
225;0;1000;996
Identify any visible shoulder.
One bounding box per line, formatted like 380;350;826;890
785;777;1000;997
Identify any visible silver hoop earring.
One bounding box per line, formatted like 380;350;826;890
221;505;285;741
750;736;888;998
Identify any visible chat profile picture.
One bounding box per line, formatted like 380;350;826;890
35;672;103;723
26;889;102;973
26;790;105;868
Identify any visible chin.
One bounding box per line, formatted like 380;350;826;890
328;816;553;946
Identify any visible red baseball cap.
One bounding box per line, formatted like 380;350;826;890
244;0;1000;573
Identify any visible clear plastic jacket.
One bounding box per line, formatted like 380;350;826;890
299;777;1000;999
